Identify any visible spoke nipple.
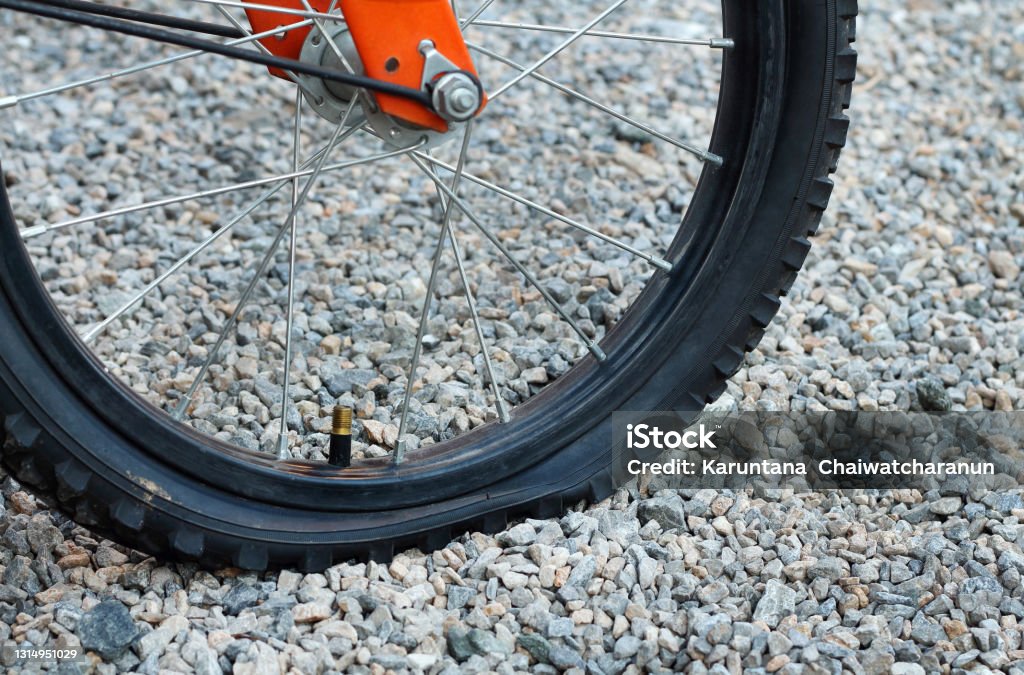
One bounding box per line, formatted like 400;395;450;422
20;225;45;240
653;257;674;273
277;437;291;460
710;38;735;50
172;397;191;421
704;152;725;167
0;95;18;110
591;344;608;362
81;326;100;344
328;406;352;467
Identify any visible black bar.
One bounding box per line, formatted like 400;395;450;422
0;0;434;108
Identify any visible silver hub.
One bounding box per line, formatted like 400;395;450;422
298;25;368;128
299;26;466;151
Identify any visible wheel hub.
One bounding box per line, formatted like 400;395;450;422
299;26;477;150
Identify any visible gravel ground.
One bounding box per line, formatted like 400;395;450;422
2;0;1024;674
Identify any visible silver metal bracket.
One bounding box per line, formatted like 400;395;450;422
418;40;481;123
418;39;461;90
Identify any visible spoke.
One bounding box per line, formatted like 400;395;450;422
214;4;319;100
81;129;412;344
353;126;671;273
80;160;306;344
426;153;511;427
394;124;477;464
298;0;357;75
489;0;630;100
470;42;721;165
23;129;363;239
0;18;313;109
181;0;342;22
414;150;673;271
411;155;608;363
470;20;734;49
174;102;354;419
174;100;359;421
355;124;672;270
277;88;303;459
460;0;497;26
2;0;429;105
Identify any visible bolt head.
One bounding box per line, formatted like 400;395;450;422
449;88;478;114
432;72;481;122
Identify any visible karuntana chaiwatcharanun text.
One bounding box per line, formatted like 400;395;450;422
610;410;1024;490
626;457;996;477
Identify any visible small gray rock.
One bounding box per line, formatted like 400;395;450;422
222;583;260;615
25;516;63;555
928;497;962;516
915;377;952;412
566;555;597;587
447;585;476;611
370;654;408;670
2;556;39;594
909;613;944;646
698;581;729;605
959;575;1003;611
77;600;139;659
809;557;846;582
517;633;552;664
547;617;574;638
753;580;797;628
498;523;537;547
447;627;474;662
637;495;686;530
548;645;585;671
467;628;511;656
613;635;642;659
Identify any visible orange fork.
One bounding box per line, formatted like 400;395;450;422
243;0;484;131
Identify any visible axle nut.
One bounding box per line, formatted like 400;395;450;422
432;71;481;123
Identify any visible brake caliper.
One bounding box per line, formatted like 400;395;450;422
244;0;485;131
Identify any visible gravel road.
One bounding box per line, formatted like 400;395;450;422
3;1;1024;674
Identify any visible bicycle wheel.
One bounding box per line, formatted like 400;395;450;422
0;0;857;570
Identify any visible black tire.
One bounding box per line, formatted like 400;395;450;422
0;0;857;570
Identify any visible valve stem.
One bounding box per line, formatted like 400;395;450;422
329;406;352;468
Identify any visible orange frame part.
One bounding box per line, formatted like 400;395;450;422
242;0;329;77
243;0;483;131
